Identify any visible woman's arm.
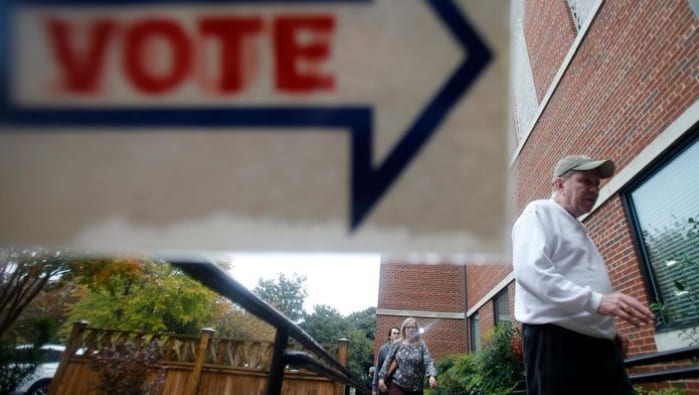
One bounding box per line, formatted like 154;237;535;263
422;343;438;389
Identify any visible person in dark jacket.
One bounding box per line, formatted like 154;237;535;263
372;326;399;395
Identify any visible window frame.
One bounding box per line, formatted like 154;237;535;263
493;288;510;325
470;312;481;352
622;127;699;332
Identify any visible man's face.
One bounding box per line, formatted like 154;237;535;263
554;170;601;217
390;328;400;341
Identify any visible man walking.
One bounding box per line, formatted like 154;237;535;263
512;154;654;395
372;326;400;395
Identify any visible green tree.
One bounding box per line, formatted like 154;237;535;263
301;305;347;344
66;258;222;334
345;307;377;380
253;273;307;322
346;307;377;339
345;326;375;383
0;247;70;338
0;247;71;394
211;303;276;341
301;305;376;381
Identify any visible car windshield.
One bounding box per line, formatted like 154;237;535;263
39;349;63;363
14;345;64;363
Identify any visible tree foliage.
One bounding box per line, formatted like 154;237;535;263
0;247;70;338
211;304;275;341
346;307;377;339
0;247;73;394
2;251;378;390
66;258;223;334
253;273;307;322
301;305;347;344
345;307;377;380
301;305;376;382
430;322;524;395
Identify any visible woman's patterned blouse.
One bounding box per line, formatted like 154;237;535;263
378;341;437;391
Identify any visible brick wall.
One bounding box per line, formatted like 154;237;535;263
516;0;699;212
516;0;698;343
523;0;577;102
465;262;511;309
375;261;467;362
512;0;699;392
375;1;698;390
586;196;657;356
375;314;467;368
377;262;465;312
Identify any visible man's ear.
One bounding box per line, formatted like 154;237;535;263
553;177;564;192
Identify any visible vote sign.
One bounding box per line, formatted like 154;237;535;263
0;0;510;255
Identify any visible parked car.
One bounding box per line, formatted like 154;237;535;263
9;344;65;395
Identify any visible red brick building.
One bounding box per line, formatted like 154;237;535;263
377;1;698;392
375;261;467;361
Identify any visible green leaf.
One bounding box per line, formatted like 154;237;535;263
673;280;686;291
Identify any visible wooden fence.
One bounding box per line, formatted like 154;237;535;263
47;321;348;395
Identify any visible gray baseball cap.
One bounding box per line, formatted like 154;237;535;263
553;155;615;178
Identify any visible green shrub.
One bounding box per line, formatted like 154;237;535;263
430;322;524;395
634;385;687;395
470;322;524;395
430;352;478;395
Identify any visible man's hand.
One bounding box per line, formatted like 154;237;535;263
598;292;654;327
429;375;438;389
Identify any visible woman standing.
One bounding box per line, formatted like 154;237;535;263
377;317;438;395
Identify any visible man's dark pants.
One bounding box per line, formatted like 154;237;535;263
522;323;635;395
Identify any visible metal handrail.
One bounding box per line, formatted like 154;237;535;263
284;350;365;387
166;257;370;395
625;345;699;368
625;345;699;384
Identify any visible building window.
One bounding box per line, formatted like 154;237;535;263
626;134;699;330
494;288;510;324
470;313;481;352
566;0;596;31
688;0;699;19
511;0;539;143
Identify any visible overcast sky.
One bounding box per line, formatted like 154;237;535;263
226;253;381;316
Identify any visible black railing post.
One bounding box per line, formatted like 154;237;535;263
268;326;289;395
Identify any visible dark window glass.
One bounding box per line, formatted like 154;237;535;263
470;313;481;351
628;136;699;329
40;348;63;363
494;289;510;324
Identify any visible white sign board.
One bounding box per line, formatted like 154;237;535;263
0;0;510;255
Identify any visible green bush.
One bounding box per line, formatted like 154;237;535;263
429;352;478;395
429;322;524;395
633;385;687;395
